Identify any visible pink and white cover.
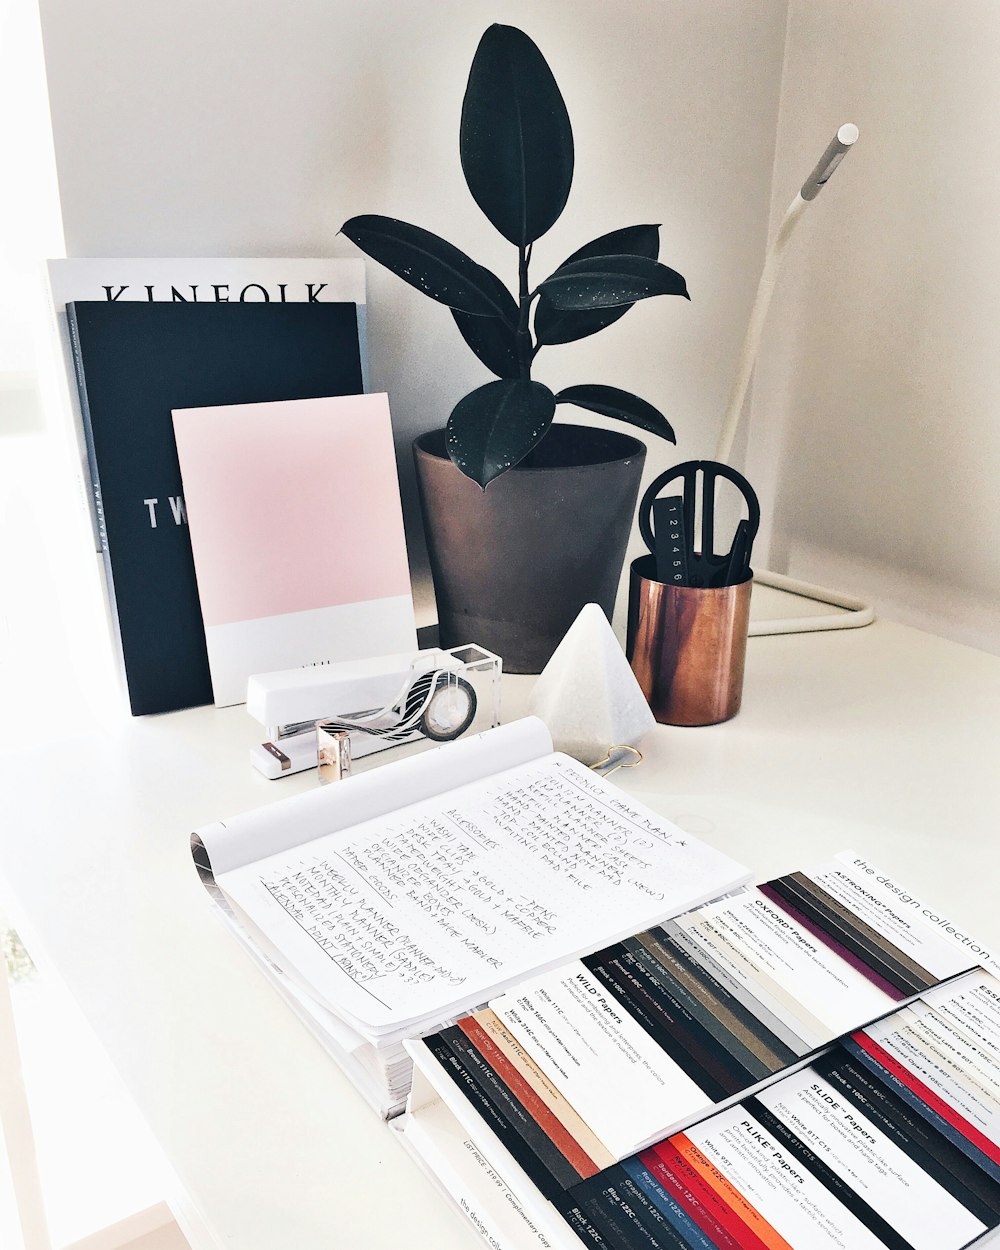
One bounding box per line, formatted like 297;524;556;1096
172;393;416;706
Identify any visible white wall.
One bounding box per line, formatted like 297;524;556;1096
37;0;789;618
0;0;62;433
747;0;1000;653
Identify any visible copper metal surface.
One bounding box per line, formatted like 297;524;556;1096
626;555;752;726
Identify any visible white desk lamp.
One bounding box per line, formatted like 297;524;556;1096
716;123;875;635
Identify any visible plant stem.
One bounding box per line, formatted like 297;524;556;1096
517;244;533;381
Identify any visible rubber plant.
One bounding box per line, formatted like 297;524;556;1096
341;23;690;489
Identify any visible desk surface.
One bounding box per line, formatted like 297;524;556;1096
2;448;1000;1248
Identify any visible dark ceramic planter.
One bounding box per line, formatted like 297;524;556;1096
413;424;646;673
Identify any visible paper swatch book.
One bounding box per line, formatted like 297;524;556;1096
66;299;365;715
172;394;416;706
620;972;1000;1250
401;852;992;1250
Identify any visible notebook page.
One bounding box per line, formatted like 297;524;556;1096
198;716;553;874
215;752;748;1035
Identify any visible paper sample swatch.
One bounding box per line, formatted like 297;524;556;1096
172;393;416;706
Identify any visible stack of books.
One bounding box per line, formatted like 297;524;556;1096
45;258;416;715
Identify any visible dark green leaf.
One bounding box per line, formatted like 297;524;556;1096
452;309;522;378
460;25;573;247
555;384;675;442
537;254;689;310
341;214;515;320
447;379;556;487
534;224;661;346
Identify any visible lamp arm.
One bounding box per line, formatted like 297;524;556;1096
714;123;859;465
712;125;873;636
714;194;808;463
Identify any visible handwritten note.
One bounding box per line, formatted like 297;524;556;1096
217;754;745;1033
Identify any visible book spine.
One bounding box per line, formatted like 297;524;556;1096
66;307;108;558
65;305;129;693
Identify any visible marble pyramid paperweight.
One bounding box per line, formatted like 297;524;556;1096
527;603;656;764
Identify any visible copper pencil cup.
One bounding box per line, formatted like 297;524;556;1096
626;555;752;726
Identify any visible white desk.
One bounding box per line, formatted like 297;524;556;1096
2;457;1000;1247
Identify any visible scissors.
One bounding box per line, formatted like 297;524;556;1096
638;460;760;588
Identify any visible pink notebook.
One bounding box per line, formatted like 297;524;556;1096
172;393;416;706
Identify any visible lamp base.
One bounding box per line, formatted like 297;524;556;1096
748;568;875;636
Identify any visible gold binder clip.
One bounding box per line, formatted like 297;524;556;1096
316;722;353;784
589;744;643;778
